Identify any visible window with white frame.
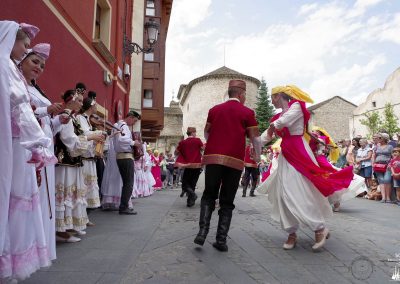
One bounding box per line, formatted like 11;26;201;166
144;52;154;61
146;0;155;16
143;90;153;108
94;0;111;49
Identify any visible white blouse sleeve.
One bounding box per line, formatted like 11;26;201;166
260;129;272;146
50;115;62;135
117;124;134;147
33;106;49;119
59;120;88;157
273;102;303;130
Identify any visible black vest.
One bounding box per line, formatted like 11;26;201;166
55;117;85;167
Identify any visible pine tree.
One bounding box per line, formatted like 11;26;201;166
382;103;400;138
255;78;275;133
360;111;382;138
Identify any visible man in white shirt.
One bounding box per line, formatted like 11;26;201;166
114;110;141;215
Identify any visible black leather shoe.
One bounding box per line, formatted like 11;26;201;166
180;191;185;198
212;241;228;252
119;208;138;215
194;235;206;246
187;193;198;207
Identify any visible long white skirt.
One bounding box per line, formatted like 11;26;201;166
55;166;88;232
39;165;56;261
143;169;155;197
258;140;332;233
328;171;367;204
0;140;50;281
101;146;123;209
82;159;100;208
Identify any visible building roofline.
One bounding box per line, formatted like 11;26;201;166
177;66;260;105
307;95;357;112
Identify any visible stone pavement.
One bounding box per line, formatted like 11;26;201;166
24;174;400;284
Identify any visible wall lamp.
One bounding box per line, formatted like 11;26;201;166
124;18;159;55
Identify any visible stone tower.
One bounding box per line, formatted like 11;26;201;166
177;66;260;141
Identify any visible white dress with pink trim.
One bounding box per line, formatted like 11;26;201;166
143;148;155;196
132;157;146;198
0;58;52;280
257;103;332;234
29;85;62;262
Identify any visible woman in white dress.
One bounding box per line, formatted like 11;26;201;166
143;144;156;196
20;43;70;261
77;96;103;218
133;144;152;198
258;85;354;251
0;21;57;281
54;90;103;241
101;135;124;209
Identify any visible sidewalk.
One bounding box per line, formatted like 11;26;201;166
23;176;399;283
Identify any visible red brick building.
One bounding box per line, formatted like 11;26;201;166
1;0;134;120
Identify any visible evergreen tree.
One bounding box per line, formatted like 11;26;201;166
382;103;400;138
255;78;275;133
360;111;382;138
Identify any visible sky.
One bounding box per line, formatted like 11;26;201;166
164;0;400;106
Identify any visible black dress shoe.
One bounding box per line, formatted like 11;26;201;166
187;193;198;207
212;241;228;252
180;191;185;198
119;208;138;215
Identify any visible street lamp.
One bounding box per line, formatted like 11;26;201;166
124;18;159;55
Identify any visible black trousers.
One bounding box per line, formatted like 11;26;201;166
243;166;259;186
182;168;202;193
96;157;105;196
116;158;134;210
201;164;242;214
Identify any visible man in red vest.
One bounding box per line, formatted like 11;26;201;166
194;79;261;252
242;143;260;197
175;127;204;207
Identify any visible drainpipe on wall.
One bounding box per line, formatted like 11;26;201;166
111;0;121;122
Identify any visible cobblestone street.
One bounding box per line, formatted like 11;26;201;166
24;174;400;284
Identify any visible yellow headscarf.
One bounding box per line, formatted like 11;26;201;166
271;85;314;103
311;126;340;163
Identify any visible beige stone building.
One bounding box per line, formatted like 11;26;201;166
308;96;357;141
154;100;183;154
128;0;145;132
351;67;400;138
177;66;260;141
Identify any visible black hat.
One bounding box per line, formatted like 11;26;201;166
62;89;75;103
88;91;96;99
75;82;86;90
126;110;141;120
81;97;95;113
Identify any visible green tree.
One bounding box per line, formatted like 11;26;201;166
360;111;382;138
255;78;275;133
381;103;400;138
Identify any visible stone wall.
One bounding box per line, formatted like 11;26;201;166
351;67;400;138
309;97;356;141
155;106;183;153
181;78;259;141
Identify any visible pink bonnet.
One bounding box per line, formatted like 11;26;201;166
19;23;40;39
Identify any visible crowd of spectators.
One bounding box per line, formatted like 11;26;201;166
335;130;400;205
